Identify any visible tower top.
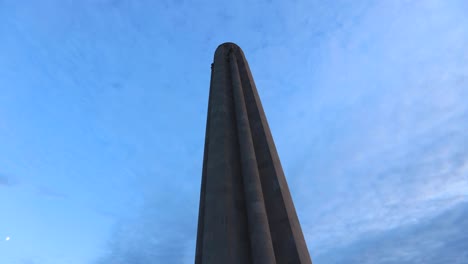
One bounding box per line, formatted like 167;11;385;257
215;42;243;57
217;42;241;50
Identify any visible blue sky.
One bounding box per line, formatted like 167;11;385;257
0;0;467;263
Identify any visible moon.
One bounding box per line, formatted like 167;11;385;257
5;236;10;241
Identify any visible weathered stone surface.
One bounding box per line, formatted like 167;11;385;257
195;43;312;264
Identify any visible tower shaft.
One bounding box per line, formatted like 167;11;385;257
195;43;312;264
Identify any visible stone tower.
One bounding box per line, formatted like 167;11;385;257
195;42;312;264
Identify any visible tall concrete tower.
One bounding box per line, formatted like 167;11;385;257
195;43;312;264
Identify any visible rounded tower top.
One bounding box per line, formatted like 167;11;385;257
217;42;241;50
214;42;244;60
216;42;243;53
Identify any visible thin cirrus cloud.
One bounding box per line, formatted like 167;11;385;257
0;174;12;186
314;201;468;263
0;174;19;187
277;0;468;260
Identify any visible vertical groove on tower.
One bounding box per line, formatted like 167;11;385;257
236;48;312;264
229;51;277;264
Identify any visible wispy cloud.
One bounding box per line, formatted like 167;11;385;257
0;174;16;187
274;0;468;258
35;186;68;199
95;173;199;264
314;202;468;263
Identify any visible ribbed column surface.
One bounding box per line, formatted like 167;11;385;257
195;42;313;264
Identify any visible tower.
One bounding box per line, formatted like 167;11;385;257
195;42;312;264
